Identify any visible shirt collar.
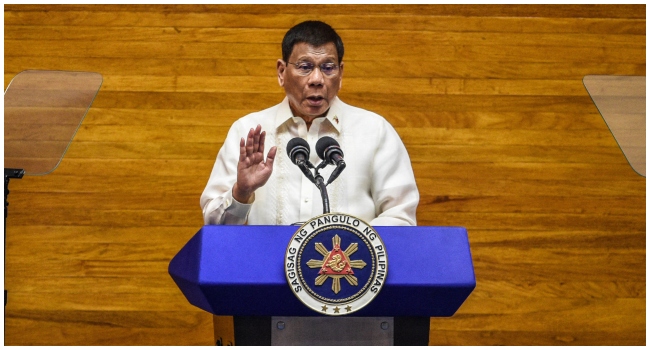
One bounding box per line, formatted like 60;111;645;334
274;96;343;134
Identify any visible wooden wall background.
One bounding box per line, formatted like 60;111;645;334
4;4;645;346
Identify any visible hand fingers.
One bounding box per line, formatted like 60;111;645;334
239;137;247;162
266;146;277;168
246;128;255;157
252;125;261;154
259;131;266;156
242;125;269;163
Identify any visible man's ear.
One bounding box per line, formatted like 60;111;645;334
277;59;286;87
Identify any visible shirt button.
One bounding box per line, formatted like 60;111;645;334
304;198;309;203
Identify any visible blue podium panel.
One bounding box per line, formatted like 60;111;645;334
169;225;475;317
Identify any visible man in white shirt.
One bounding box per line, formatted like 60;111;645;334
201;20;419;226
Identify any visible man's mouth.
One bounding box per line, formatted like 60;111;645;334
306;96;325;106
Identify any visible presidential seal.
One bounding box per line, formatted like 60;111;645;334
284;213;388;316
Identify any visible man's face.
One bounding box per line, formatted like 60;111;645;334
277;42;343;122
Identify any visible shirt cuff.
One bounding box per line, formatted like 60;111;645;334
228;192;254;217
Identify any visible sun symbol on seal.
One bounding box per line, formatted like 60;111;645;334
306;234;367;294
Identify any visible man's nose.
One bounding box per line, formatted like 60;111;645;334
307;66;325;86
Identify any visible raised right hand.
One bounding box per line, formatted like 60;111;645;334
233;124;277;203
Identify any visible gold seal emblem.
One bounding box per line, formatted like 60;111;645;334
285;213;387;316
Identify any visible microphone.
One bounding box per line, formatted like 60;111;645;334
316;136;346;185
287;138;316;184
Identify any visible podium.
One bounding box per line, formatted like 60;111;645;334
169;225;475;345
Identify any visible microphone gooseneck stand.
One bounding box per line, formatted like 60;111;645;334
312;162;330;214
295;159;331;214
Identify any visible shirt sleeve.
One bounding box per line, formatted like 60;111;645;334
368;119;420;226
200;121;254;225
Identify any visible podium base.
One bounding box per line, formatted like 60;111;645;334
226;315;429;346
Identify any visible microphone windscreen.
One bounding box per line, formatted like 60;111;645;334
315;136;340;160
287;137;310;162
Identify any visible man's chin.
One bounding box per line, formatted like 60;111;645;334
301;104;329;119
289;100;329;120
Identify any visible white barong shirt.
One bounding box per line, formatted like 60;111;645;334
201;97;419;226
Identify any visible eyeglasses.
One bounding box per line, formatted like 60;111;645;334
286;61;340;76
